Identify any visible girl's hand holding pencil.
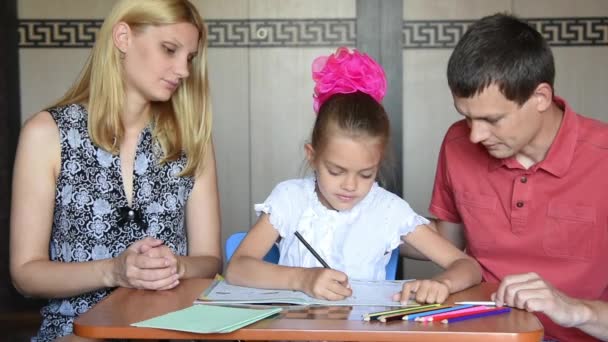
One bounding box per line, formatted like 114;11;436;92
293;231;351;301
298;267;352;301
393;279;450;305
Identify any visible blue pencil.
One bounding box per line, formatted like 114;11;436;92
404;304;474;321
441;307;511;324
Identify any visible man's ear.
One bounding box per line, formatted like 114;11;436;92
304;143;315;165
112;22;131;54
532;82;553;112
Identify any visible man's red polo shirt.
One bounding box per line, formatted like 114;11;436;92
430;97;608;342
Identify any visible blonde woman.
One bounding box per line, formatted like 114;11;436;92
10;0;221;340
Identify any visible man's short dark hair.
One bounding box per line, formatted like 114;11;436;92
447;13;555;105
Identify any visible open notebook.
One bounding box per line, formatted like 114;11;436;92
197;275;416;307
131;304;282;333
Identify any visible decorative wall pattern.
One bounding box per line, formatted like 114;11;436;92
19;17;608;48
17;18;356;48
402;17;608;48
402;20;470;49
207;19;355;47
19;20;102;48
529;17;608;46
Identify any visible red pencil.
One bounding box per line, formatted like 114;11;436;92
441;307;512;324
421;305;491;322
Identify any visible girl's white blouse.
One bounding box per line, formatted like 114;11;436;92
254;178;429;280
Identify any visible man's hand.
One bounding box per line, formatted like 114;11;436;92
492;272;590;327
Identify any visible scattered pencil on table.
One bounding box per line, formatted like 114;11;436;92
403;304;474;321
417;306;491;322
365;302;510;324
441;307;511;324
376;305;448;323
363;304;440;321
454;301;496;306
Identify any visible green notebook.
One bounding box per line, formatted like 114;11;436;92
131;304;282;333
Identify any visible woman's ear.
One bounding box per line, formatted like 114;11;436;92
304;143;316;166
112;22;131;54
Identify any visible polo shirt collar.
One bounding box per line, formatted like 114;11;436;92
487;96;577;177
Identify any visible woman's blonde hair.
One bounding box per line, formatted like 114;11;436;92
53;0;212;177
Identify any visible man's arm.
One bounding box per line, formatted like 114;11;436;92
400;219;466;260
574;300;608;340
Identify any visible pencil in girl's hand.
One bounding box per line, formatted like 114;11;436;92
294;231;331;268
403;304;474;321
363;304;440;321
441;307;511;324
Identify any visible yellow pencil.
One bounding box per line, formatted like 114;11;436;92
363;304;440;321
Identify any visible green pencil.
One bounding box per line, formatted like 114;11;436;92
378;305;451;323
363;304;440;321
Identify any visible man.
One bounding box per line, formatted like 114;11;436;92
426;13;608;341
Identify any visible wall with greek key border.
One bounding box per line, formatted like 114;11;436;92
18;15;608;49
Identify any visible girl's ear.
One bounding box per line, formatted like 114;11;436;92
112;21;131;54
304;143;316;166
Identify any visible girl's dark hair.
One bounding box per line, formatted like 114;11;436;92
311;90;390;158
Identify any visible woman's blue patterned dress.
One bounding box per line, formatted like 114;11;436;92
33;104;194;341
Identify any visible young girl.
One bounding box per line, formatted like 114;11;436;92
225;47;481;304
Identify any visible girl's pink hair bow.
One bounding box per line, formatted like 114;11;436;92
312;47;387;113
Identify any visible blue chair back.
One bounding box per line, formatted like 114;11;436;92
225;231;400;280
385;248;399;280
225;231;280;263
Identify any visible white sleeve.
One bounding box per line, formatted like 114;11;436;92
385;196;430;251
253;180;302;237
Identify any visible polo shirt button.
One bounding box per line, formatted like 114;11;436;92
516;201;524;208
520;176;527;183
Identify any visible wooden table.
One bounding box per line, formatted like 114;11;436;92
74;279;543;341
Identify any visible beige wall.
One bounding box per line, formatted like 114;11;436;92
18;0;608;278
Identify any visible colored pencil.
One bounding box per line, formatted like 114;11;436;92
418;305;491;322
454;301;496;306
441;307;511;324
403;304;474;321
363;304;440;321
376;305;449;323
